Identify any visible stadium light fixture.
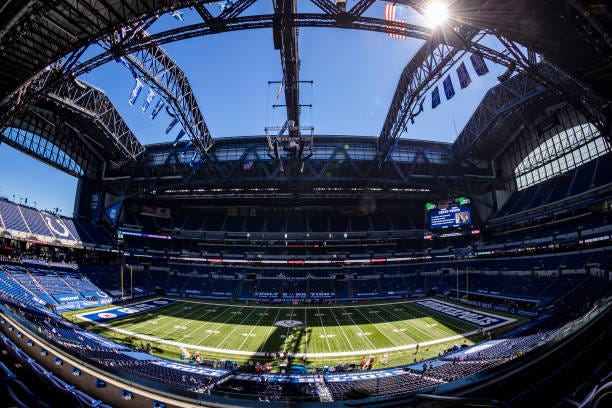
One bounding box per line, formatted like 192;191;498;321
423;1;449;27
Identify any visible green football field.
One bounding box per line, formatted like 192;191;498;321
69;298;521;367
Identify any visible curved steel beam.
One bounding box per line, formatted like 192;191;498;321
377;25;481;163
70;14;432;77
44;71;145;161
0;1;431;105
117;28;214;154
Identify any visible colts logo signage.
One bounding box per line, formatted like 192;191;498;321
43;215;70;238
274;320;304;328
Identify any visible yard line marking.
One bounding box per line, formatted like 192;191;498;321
372;304;440;341
257;308;282;352
328;307;355;352
304;307;309;356
163;302;227;337
215;307;259;347
106;301;185;334
388;303;469;338
125;301;212;338
316;307;333;353
153;302;222;340
368;306;419;343
82;319;512;358
352;306;411;346
153;304;215;339
281;307;292;351
338;306;378;350
187;306;243;345
236;307;269;350
110;302;187;336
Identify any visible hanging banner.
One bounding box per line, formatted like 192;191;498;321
166;118;179;134
431;86;441;108
90;192;104;221
128;79;143;106
150;99;164;119
105;201;123;226
173;129;186;146
456;61;472;89
115;57;138;79
470;54;490;76
443;75;455;100
181;141;191;156
142;89;155;112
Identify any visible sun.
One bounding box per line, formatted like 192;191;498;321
424;1;449;27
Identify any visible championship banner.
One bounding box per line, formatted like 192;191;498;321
431;86;441;108
173;129;186;146
89;192;104;220
105;201;123;226
142;88;155;112
456;61;472;89
470;53;490;76
151;99;164;119
166;118;178;134
443;75;455;100
128;78;143;105
115;57;138;78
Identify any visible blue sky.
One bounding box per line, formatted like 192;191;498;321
0;1;508;216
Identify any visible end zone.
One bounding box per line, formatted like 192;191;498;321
413;298;516;330
76;298;177;323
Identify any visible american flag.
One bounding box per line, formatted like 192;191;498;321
384;3;407;40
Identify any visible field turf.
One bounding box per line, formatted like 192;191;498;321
70;298;510;367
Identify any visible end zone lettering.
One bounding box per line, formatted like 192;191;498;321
413;299;513;328
78;298;176;323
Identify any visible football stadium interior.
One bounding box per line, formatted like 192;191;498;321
0;1;611;407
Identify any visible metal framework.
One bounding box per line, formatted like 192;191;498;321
113;27;214;155
0;0;609;181
0;66;143;178
451;67;549;160
1;105;102;178
274;0;300;136
378;25;481;162
98;136;493;203
45;71;144;161
0;0;434;105
0;1;214;105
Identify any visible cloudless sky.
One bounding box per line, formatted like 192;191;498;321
0;1;509;216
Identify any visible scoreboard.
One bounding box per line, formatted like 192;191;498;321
425;197;472;230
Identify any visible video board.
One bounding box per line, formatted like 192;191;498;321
425;197;472;230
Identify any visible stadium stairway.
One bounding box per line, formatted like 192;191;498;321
1;267;54;306
16;270;65;306
16;205;33;234
315;377;334;402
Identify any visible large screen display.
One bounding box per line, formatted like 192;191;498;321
426;197;472;230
